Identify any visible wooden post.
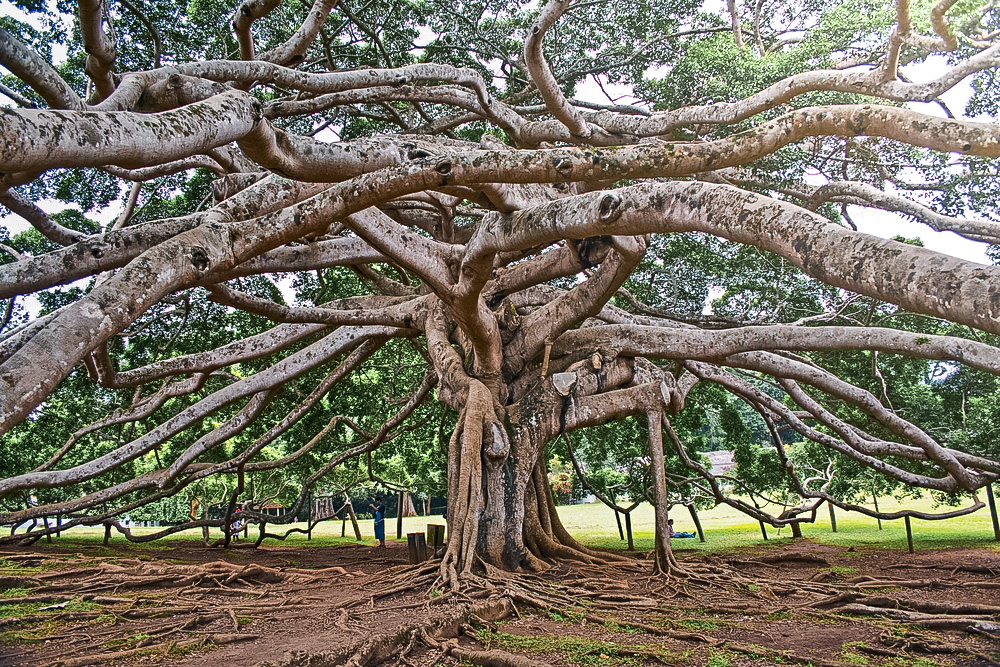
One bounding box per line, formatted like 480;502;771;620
904;515;914;553
345;501;362;541
406;533;417;563
341;510;347;537
759;520;769;540
873;491;883;530
614;510;624;541
396;491;404;540
790;521;802;538
687;504;706;543
624;512;634;550
427;524;445;557
987;484;1000;542
306;493;312;541
828;501;838;533
406;533;427;564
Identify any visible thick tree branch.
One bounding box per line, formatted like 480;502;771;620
232;0;281;60
0;90;262;173
551;324;1000;376
257;0;338;66
0;190;88;245
0;27;85;110
78;0;118;101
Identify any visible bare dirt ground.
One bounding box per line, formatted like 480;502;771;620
1;539;999;667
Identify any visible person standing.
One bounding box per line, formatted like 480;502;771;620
371;497;386;548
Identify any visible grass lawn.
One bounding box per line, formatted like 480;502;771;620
18;492;1000;554
557;493;1000;553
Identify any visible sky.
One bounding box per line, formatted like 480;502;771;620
573;56;994;265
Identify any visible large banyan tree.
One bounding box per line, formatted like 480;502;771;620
2;0;1000;585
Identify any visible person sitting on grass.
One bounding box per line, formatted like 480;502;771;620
668;518;696;539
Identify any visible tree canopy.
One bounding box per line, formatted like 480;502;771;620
2;0;1000;585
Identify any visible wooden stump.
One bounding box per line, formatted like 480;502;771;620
407;532;427;564
426;523;445;557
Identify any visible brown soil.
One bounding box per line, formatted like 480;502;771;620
1;539;998;667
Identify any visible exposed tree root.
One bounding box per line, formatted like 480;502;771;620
41;632;257;667
261;596;516;667
445;643;549;667
839;603;1000;634
34;559;318;595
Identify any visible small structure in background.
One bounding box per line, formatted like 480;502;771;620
258;501;285;518
705;450;736;477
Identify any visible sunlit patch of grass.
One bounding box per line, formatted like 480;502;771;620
548;607;587;623
674;618;726;631
705;648;734;667
475;627;687;667
0;597;99;619
0;587;32;599
555;494;1000;555
0;601;46;618
840;642;871;665
24;489;1000;555
600;618;646;635
0;619;65;645
103;632;152;650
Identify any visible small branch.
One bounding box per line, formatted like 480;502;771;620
118;0;162;67
0;81;35;108
78;0;118;101
0;190;88;246
232;0;281;60
523;0;594;140
727;0;745;49
0;27;84;109
257;0;339;66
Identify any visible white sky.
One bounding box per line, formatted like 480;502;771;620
574;56;994;265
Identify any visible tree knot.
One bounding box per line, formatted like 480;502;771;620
596;193;622;224
189;247;210;272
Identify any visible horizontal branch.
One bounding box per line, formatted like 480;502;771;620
207;284;426;328
0;326;400;496
0;27;84;110
473;181;1000;336
0;90;261;173
552;324;1000;376
0;177;326;300
0;190;88;245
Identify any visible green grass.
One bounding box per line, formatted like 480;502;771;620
103;632;151;650
556;492;1000;554
0;587;32;599
0;597;99;619
705;648;734;667
15;491;1000;555
475;627;686;667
